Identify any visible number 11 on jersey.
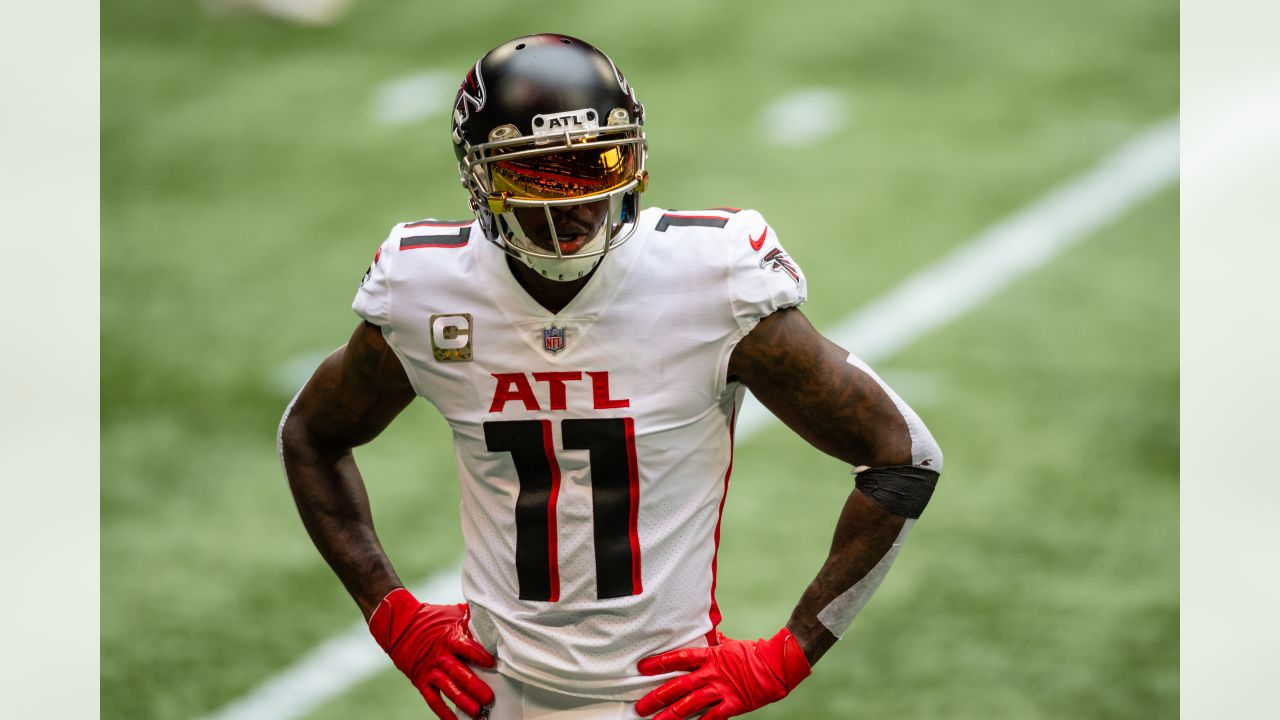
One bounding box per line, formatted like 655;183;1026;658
483;418;642;601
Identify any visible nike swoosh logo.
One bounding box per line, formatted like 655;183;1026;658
749;225;769;251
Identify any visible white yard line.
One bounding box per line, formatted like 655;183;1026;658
202;117;1179;720
737;116;1179;437
200;566;463;720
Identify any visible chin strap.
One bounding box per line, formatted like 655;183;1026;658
524;253;604;281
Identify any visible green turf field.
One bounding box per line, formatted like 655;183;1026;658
102;2;1178;718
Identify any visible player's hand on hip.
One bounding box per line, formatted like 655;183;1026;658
635;628;812;720
368;588;497;720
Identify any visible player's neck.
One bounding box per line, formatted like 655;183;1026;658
505;256;596;315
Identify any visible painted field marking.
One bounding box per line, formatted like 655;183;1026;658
371;70;455;126
208;116;1179;720
739;116;1179;437
270;350;332;396
759;88;851;146
200;566;463;720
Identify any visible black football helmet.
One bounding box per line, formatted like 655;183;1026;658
451;34;648;281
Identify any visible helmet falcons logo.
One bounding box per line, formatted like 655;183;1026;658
605;55;642;121
452;62;487;141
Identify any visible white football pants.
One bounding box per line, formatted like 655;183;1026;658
474;666;646;720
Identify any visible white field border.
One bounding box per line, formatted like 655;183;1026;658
200;117;1179;720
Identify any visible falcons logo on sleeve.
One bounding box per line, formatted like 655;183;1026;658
759;247;800;284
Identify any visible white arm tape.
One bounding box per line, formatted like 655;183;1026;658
277;390;301;472
846;353;943;471
276;345;338;472
816;519;914;638
813;356;938;637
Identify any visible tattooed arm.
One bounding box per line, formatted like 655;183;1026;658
279;321;417;620
728;307;942;664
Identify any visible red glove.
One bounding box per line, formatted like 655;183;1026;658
635;628;812;720
368;588;497;720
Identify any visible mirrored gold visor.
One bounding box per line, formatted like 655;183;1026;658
490;145;636;200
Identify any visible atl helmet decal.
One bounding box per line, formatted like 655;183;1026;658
531;107;600;136
453;61;487;130
759;247;801;284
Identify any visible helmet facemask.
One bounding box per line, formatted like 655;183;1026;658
459;114;648;282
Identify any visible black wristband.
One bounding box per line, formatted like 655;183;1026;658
854;465;939;518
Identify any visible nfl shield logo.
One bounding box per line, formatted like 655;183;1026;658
543;326;565;354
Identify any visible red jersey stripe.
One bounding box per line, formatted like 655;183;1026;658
624;417;643;596
705;406;736;644
540;419;562;603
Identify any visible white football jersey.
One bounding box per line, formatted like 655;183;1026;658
353;206;806;700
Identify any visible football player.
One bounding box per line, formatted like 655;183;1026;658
279;33;943;720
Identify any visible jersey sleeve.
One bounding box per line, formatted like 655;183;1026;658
351;225;401;326
725;209;808;329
